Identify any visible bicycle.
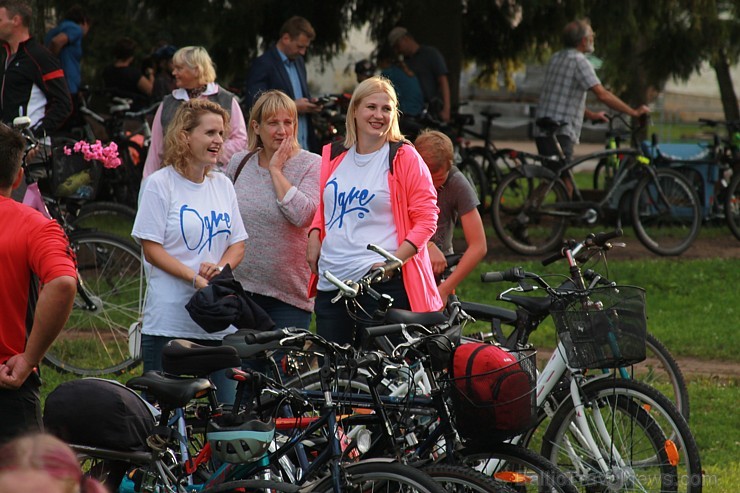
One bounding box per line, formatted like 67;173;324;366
15;117;144;376
462;230;690;420
77;88;158;208
71;337;452;493
643;118;740;235
470;258;702;491
312;244;701;492
490;115;702;256
424;105;525;211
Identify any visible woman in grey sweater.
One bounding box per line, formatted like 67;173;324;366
226;90;320;330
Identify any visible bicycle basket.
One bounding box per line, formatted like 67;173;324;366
51;146;102;200
446;344;537;443
551;285;647;370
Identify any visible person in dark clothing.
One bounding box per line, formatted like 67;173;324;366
243;16;320;152
102;37;153;110
0;0;72;133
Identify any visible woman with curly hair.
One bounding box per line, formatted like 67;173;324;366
132;99;247;401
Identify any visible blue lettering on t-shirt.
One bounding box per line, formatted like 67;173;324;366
325;178;376;230
180;205;232;254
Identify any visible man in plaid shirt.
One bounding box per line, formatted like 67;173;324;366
534;19;649;164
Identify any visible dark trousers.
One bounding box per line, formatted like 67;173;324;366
314;274;409;347
0;371;42;444
535;134;574;173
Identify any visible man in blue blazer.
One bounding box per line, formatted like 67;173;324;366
244;16;320;152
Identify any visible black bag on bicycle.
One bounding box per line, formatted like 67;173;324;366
43;378;157;451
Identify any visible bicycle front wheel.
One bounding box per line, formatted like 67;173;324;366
71;200;137;239
490;168;569;255
311;461;446;493
423;463;516;493
541;378;702;493
460;441;579;493
631;168;701;256
44;231;144;376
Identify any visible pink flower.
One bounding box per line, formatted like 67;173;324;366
63;139;121;169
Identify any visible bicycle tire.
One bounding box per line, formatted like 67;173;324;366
631;167;701;256
592;158;616;190
43;231;144;376
423;463;517;493
541;377;702;493
724;169;740;240
72;200;137;239
310;461;446;493
490;168;569;255
199;479;301;493
635;332;690;421
457;157;488;212
460;442;579;493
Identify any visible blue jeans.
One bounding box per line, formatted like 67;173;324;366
141;334;236;405
314;274;409;347
247;292;311;330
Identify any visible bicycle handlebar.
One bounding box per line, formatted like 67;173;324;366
540;229;623;266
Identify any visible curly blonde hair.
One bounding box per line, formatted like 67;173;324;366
162;99;231;175
248;90;299;153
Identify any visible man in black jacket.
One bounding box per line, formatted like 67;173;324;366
243;16;320;152
0;0;72;133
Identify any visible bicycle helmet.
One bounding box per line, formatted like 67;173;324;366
207;413;275;464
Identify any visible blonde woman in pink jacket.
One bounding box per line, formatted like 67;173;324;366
306;76;442;346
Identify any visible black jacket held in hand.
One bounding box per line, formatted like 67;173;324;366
186;264;275;334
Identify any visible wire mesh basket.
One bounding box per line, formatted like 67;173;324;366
446;346;537;443
51;146;101;200
551;285;647;370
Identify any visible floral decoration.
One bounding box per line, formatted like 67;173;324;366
64;140;122;169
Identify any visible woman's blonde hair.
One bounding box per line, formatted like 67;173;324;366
414;129;454;173
344;75;403;148
163;99;230;174
172;46;217;85
248;90;299;153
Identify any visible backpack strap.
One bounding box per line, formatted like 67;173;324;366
388;140;412;174
233;149;261;183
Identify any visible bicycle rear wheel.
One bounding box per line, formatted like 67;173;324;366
631;168;701;256
43;231;144;376
490;168;569;255
457;157;488;212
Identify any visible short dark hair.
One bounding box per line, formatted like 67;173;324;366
112;37;137;60
279;16;315;41
562;19;591;48
0;0;32;28
64;4;89;25
0;124;26;188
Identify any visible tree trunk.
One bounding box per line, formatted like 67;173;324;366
713;55;740;122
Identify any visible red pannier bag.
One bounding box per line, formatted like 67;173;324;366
448;342;536;442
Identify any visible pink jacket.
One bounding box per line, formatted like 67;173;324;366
308;141;443;312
